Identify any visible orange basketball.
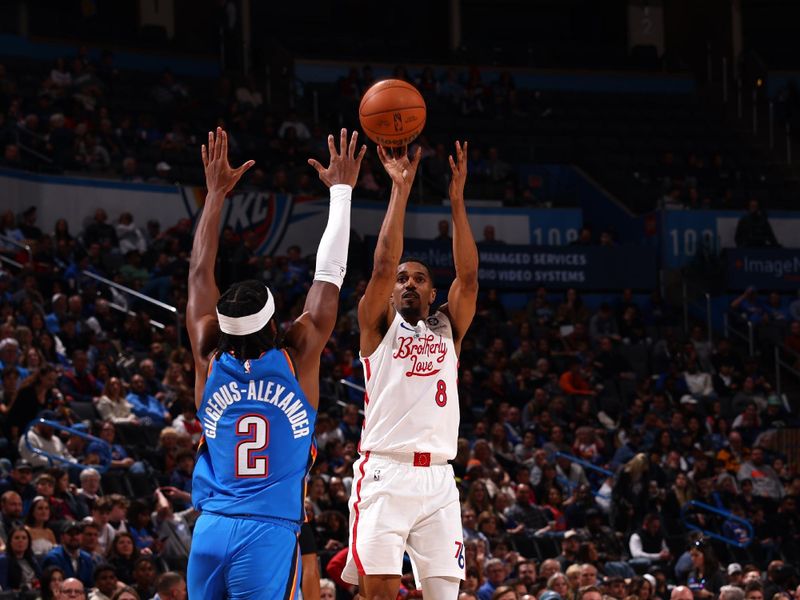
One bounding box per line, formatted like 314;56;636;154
358;79;427;147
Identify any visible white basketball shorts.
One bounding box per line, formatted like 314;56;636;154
341;451;465;584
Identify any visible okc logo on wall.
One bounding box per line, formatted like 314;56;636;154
223;191;293;255
393;112;404;132
185;187;314;257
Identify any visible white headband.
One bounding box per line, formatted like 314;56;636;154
216;286;275;336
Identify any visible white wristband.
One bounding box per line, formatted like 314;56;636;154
314;184;352;289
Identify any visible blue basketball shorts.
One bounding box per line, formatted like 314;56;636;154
187;512;301;599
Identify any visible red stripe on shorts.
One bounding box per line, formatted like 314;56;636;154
351;450;371;575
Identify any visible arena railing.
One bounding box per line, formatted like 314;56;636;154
773;344;800;399
80;270;181;347
337;379;367;415
0;253;24;270
553;451;613;499
681;281;712;344
680;500;753;548
723;312;755;357
23;418;112;473
0;233;33;264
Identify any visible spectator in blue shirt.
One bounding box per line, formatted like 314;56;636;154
42;521;95;588
478;558;508;600
731;288;767;324
0;338;29;382
126;374;169;426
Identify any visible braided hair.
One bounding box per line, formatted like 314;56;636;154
215;280;279;361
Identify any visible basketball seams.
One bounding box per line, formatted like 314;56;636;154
359;79;426;147
358;79;421;109
361;118;426;147
361;117;427;137
360;105;427;118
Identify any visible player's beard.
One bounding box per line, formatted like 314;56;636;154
398;295;426;323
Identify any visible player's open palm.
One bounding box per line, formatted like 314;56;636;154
448;140;468;201
201;127;255;195
377;145;422;189
308;128;367;188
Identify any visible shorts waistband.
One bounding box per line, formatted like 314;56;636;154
201;511;301;532
366;451;450;467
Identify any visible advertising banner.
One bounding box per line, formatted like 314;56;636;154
1;170;581;257
727;248;800;290
381;239;658;290
661;209;800;268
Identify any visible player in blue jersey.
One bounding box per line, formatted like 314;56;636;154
186;127;366;599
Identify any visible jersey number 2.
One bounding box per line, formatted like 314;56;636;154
236;414;269;478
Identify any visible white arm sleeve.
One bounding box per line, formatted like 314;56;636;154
314;184;352;289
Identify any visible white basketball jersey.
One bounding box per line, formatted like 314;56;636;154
358;310;460;460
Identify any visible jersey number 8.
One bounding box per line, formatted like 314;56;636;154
235;414;270;478
435;379;447;407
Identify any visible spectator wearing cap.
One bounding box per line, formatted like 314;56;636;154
46;293;68;334
0;460;36;513
540;590;562;600
557;530;581;570
125;374;169;427
18;411;77;469
148;161;173;185
42;520;95;588
0;338;29;381
726;563;744;587
762;395;789;429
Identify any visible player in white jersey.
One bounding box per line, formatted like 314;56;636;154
343;142;478;600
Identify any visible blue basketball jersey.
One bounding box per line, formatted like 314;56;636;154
192;349;316;523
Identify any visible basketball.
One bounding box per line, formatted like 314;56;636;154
358;79;427;147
